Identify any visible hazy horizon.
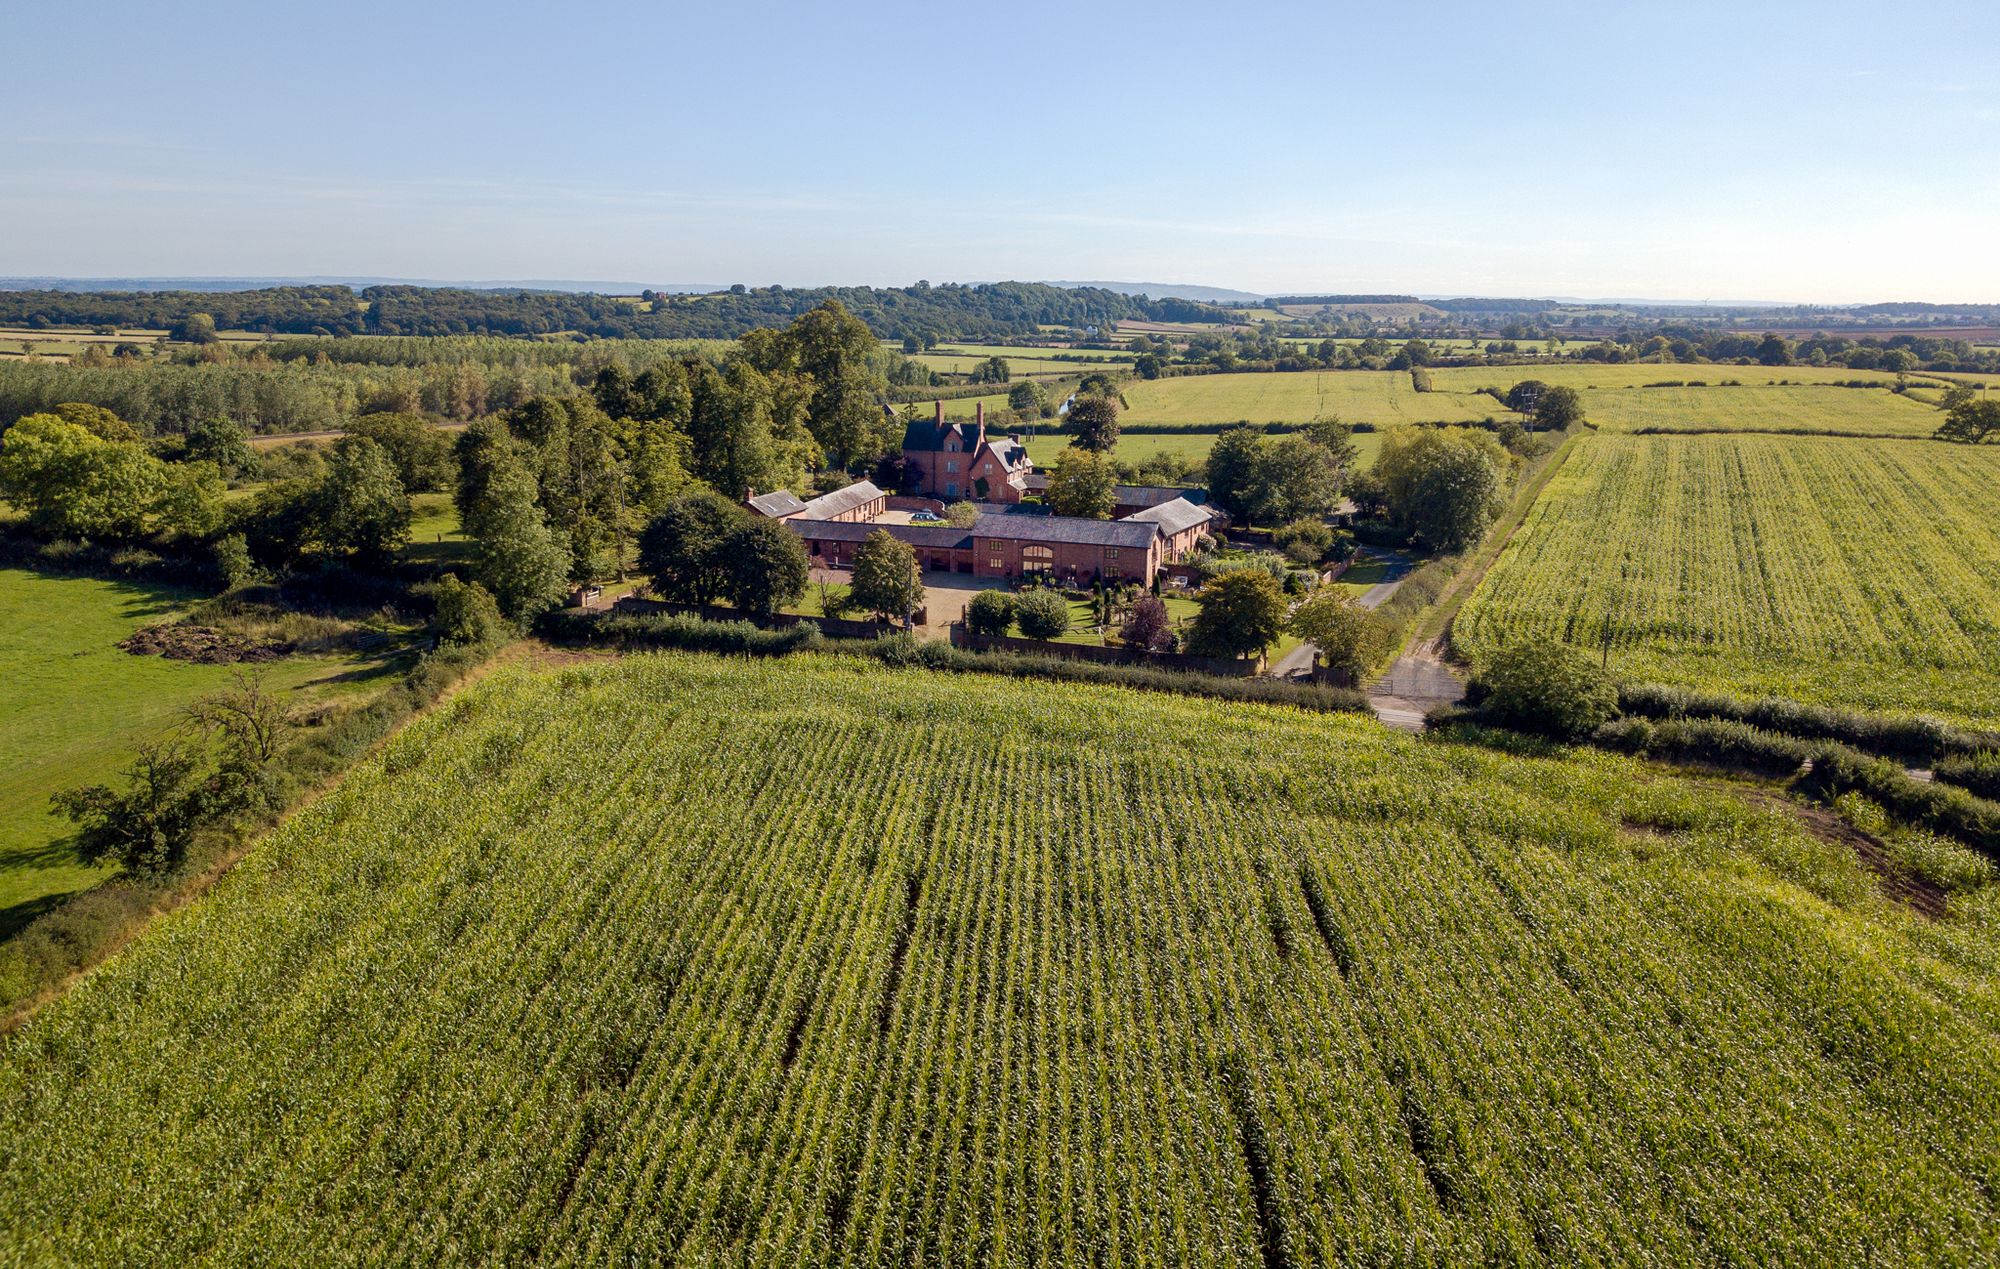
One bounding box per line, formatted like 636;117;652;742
7;1;1997;305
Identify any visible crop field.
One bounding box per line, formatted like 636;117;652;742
2;653;1995;1264
1456;433;2000;722
1122;372;1497;427
1423;363;1924;394
0;569;381;925
1020;428;1384;471
915;353;1124;379
1575;383;1941;435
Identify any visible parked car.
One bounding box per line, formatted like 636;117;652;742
910;510;944;523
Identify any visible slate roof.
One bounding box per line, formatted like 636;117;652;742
797;480;885;520
1122;497;1213;537
1114;484;1206;509
983;438;1031;469
970;514;1159;550
746;490;807;518
902;419;981;453
783;520;975;550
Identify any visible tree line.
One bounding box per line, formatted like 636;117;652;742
0;281;1225;342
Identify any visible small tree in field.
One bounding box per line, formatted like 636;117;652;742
1937;395;2000;444
1534;385;1584;431
966;589;1016;636
51;739;214;873
1013;589;1071;640
850;530;923;624
1184;570;1286;660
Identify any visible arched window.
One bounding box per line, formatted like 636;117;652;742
1023;545;1054;573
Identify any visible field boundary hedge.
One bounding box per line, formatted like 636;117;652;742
1618;682;2000;766
543;609;1369;714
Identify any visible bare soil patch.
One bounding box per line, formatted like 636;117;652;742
120;623;283;664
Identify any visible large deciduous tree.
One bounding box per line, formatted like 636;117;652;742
1045;448;1117;519
1533;385;1584;431
0;412;164;539
1065;393;1121;452
1373;426;1509;551
304;436;412;563
1184;570;1287;660
850;529;924;625
1287;589;1384;681
464;459;572;620
723;517;811;616
637;490;743;606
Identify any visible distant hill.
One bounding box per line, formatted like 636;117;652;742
1042;280;1268;304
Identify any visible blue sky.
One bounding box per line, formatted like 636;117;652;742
5;1;1998;302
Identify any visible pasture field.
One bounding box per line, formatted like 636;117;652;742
1122;371;1497;427
2;653;1995;1264
1456;433;2000;722
930;343;1132;363
1576;383;1941;436
0;569;384;925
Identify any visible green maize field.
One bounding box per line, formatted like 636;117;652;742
1456;433;2000;722
2;653;1996;1265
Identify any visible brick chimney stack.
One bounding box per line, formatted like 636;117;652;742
934;400;945;430
975;402;985;434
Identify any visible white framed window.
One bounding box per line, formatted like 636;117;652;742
1106;548;1119;560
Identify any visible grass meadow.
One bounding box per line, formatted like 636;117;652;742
0;569;399;928
2;652;1994;1264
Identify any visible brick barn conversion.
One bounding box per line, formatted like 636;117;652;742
747;402;1215;587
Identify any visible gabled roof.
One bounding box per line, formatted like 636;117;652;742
970;514;1159;549
746;489;808;518
1113;484;1206;509
1122;496;1212;537
980;438;1031;470
797;480;885;520
784;520;974;550
902;419;981;453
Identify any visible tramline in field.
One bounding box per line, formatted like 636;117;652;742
2;654;1995;1265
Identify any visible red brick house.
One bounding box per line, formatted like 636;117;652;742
787;512;1162;585
901;402;1033;503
